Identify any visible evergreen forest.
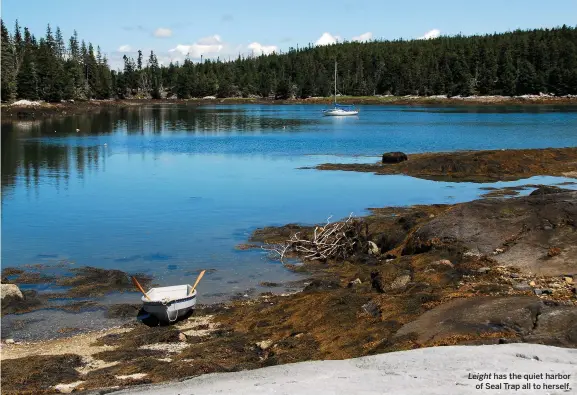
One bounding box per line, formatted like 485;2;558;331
2;20;576;102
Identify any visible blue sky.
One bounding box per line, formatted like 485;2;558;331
2;0;576;69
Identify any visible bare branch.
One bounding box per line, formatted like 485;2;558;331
262;213;368;263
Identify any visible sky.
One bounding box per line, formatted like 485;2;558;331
2;0;576;70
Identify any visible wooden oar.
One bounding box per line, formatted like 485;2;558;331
131;276;151;301
188;270;206;296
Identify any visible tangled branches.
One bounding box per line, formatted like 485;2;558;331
263;213;369;262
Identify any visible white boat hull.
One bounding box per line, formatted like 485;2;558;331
323;108;359;116
141;285;197;323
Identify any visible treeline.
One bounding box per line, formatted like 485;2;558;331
2;20;576;102
1;20;114;102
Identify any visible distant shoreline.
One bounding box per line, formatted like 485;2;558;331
2;95;577;121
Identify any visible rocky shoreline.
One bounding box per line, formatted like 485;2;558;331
311;147;577;182
2;94;577;121
0;99;193;121
1;181;576;394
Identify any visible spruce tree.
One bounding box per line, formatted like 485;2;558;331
148;50;162;98
13;20;24;74
1;20;17;101
16;27;39;99
95;55;112;99
497;47;517;96
67;31;86;99
55;26;65;59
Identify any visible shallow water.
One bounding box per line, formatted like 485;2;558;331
2;104;577;306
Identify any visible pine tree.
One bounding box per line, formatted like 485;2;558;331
13;20;24;74
67;31;86;99
148;50;162;99
85;43;98;97
497;47;517;96
16;27;39;99
36;37;64;101
175;58;193;98
80;40;91;97
1;20;17;101
95;54;112;99
55;26;65;59
516;59;537;94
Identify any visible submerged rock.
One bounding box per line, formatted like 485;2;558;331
56;266;152;297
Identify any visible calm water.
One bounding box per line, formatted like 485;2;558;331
2;104;577;302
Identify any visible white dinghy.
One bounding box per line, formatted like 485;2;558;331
141;285;197;323
132;270;205;323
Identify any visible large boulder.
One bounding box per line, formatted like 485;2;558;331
403;190;577;276
523;306;577;347
1;283;43;315
393;296;542;344
382;152;408;164
1;283;25;313
1;283;23;306
393;295;577;347
529;185;573;196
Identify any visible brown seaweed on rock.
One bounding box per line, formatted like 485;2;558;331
0;354;83;394
56;266;152;297
1;289;44;316
314;147;577;182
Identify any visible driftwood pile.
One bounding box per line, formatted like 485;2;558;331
263;213;369;262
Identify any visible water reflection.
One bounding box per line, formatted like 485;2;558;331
1;105;315;198
2;132;105;198
2;102;577;202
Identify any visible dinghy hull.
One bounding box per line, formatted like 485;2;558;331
142;285;197;323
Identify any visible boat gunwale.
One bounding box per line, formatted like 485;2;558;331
141;287;197;305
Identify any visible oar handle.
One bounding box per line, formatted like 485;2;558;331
131;276;151;301
189;270;206;296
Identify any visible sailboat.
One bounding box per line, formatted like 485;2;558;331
323;61;359;116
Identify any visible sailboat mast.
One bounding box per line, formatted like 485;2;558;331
334;60;337;105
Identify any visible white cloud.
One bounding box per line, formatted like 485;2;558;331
154;28;173;38
117;45;132;52
169;34;224;59
418;29;441;40
196;35;222;46
247;42;278;55
315;32;341;46
352;32;373;42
